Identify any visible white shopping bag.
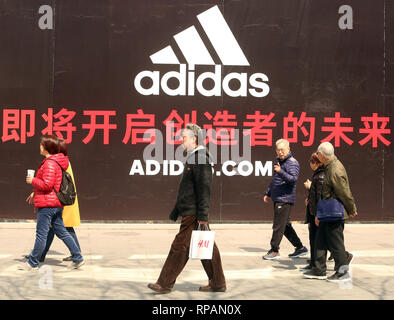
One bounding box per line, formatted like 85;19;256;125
188;226;215;260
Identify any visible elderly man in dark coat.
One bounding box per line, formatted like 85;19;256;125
148;123;226;294
303;141;357;282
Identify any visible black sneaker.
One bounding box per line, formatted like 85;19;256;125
328;253;334;261
347;253;354;265
299;264;313;271
289;246;308;258
334;253;354;271
303;269;327;280
327;271;351;283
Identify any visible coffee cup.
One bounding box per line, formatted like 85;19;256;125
27;169;35;177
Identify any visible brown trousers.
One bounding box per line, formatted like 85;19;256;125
157;215;226;290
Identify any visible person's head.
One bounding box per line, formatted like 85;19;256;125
58;138;68;156
317;141;335;164
275;138;290;160
309;152;322;171
182;123;202;151
40;135;59;157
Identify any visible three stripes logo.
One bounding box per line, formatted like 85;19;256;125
134;6;270;98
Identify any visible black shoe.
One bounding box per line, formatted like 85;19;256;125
347;253;354;265
303;269;327;280
327;271;351;282
299;264;313;271
289;246;308;258
63;256;73;262
328;253;334;261
334;253;354;271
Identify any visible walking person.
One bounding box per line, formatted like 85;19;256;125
40;138;82;262
21;135;84;271
303;141;357;282
300;153;325;271
148;124;226;294
301;153;352;272
263;138;308;260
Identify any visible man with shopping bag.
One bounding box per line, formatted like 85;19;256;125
148;123;226;294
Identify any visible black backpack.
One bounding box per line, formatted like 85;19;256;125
47;159;76;206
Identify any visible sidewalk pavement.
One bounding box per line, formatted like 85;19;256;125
0;222;393;300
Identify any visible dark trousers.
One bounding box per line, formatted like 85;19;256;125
308;215;318;267
157;215;226;290
40;227;81;261
314;220;348;274
270;202;303;252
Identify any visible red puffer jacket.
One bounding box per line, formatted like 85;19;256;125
32;153;69;208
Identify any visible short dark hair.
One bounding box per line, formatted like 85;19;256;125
310;152;322;164
58;138;68;156
40;135;59;155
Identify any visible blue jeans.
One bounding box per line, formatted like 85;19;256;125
28;207;83;268
40;227;81;261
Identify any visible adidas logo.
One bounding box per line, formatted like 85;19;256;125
134;5;270;98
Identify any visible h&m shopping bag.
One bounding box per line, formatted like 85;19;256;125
189;224;215;260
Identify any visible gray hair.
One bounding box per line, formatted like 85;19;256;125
275;138;290;148
185;123;203;145
318;141;335;158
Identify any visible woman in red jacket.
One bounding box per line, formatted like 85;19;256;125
38;138;82;262
20;135;84;271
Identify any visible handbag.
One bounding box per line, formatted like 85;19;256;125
316;198;345;222
188;224;215;260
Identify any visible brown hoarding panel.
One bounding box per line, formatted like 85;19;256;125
0;0;392;221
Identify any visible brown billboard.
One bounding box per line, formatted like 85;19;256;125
0;0;392;222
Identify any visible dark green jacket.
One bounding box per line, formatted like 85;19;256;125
321;156;357;220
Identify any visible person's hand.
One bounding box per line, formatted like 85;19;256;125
263;195;270;203
273;164;281;173
26;176;33;184
315;217;319;227
349;212;358;218
305;198;308;206
304;179;311;190
26;192;34;205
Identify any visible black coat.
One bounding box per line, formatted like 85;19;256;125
169;147;213;222
305;166;325;223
